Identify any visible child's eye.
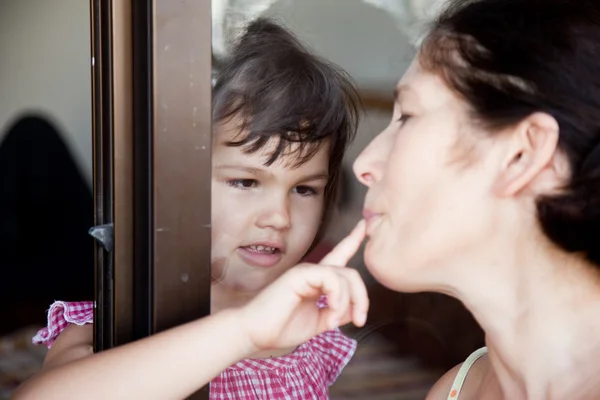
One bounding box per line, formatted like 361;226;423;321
294;185;318;197
227;179;257;190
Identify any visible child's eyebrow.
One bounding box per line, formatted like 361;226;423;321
215;164;276;180
215;165;263;175
297;172;329;182
216;164;329;182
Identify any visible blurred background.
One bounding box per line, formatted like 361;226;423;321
0;1;93;398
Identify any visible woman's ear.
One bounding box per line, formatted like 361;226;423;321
493;112;561;197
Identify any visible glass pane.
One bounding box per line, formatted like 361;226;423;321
211;1;484;399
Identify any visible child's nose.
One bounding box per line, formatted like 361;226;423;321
256;199;291;231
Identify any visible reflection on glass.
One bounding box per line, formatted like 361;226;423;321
209;11;361;396
210;1;484;399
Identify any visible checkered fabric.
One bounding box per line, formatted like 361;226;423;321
32;301;94;348
32;300;356;399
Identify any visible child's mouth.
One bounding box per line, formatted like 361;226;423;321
243;245;279;254
237;245;283;268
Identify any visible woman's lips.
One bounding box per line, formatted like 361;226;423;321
363;208;382;235
363;208;379;221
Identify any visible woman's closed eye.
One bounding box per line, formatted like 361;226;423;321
397;113;412;126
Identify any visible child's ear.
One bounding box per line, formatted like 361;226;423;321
493;112;562;197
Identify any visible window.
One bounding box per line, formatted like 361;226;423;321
92;1;212;397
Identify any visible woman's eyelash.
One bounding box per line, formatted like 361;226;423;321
397;114;411;124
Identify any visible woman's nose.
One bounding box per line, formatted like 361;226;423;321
353;134;387;187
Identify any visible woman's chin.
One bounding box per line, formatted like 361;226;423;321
364;240;424;293
364;240;396;287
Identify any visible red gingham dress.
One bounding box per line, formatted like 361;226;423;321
33;300;356;399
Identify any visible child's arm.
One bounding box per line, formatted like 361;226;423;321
14;221;368;400
42;323;94;370
14;308;252;400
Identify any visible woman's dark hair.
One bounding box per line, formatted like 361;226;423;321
420;0;600;266
213;18;362;244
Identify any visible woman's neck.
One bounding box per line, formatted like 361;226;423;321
453;234;600;400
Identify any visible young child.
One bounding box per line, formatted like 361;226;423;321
27;18;362;399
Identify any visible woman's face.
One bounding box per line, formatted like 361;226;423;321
353;60;498;293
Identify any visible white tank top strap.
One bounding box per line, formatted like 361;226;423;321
447;346;488;400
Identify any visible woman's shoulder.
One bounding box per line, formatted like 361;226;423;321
427;363;464;400
426;348;489;400
32;300;94;349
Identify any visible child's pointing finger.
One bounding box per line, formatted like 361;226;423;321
320;220;366;267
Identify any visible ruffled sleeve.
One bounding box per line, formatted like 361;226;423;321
314;295;357;384
32;301;94;348
313;329;357;386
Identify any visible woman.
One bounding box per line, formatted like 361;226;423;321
354;0;600;398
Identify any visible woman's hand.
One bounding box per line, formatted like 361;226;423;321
239;220;369;352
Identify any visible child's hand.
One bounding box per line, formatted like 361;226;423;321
239;220;368;353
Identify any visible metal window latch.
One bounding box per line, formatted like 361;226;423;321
89;223;114;252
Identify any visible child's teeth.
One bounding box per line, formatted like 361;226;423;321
248;245;275;252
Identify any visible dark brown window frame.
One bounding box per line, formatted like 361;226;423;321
91;0;212;398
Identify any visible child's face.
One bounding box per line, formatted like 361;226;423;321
211;122;329;293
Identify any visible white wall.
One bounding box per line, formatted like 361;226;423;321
265;0;415;93
0;0;92;186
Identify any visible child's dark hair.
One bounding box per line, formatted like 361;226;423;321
420;0;600;266
213;18;362;244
